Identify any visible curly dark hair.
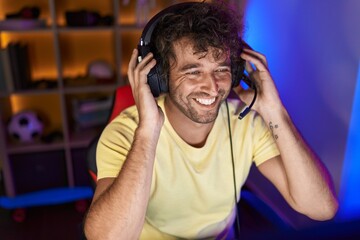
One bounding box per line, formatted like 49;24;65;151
151;1;244;82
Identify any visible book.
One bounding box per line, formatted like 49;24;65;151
7;43;22;90
7;42;32;90
17;43;32;89
0;52;6;93
0;47;15;92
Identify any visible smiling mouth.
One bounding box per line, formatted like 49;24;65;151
195;97;216;106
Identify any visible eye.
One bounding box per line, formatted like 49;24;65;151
186;70;200;75
215;67;230;73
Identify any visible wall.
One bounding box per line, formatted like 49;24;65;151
243;0;360;225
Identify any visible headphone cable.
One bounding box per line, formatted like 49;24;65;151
225;99;241;239
238;78;257;120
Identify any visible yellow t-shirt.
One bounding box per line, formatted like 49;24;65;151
96;95;280;239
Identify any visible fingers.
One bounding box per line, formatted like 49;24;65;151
241;48;268;73
128;48;157;88
128;49;138;86
243;48;268;66
136;51;157;79
239;48;274;95
128;48;139;74
244;61;253;75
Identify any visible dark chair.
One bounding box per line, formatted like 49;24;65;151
86;84;134;187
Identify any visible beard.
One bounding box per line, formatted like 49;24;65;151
167;88;228;124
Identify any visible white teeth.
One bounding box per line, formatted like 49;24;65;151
195;98;216;105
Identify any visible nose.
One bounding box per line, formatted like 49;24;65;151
200;73;219;95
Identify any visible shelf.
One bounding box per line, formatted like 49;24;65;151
0;27;53;33
7;140;65;154
0;0;139;198
0;25;143;33
1;88;59;96
64;84;118;94
117;24;143;31
57;26;115;33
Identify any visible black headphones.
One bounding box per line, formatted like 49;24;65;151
137;2;256;119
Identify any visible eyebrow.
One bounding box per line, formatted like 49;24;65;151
179;63;201;72
179;61;231;73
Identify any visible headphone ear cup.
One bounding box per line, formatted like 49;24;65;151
137;45;168;97
231;58;246;88
147;63;168;97
157;64;169;94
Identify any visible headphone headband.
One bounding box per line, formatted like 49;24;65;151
140;2;198;46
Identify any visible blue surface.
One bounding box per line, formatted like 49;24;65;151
338;63;360;221
0;187;93;209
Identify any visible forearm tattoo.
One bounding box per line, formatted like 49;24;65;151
269;121;279;140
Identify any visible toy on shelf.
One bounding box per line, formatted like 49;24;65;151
7;110;44;143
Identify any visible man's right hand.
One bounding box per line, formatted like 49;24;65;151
128;48;164;131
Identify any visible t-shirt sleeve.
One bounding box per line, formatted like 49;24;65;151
252;113;280;166
96;108;138;180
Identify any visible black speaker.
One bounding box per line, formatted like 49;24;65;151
137;2;247;97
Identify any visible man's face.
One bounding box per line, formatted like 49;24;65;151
166;37;232;124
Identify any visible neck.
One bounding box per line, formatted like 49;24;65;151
164;96;215;148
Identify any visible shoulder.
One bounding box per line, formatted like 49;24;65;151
111;104;139;124
100;105;139;145
221;98;272;146
223;98;264;126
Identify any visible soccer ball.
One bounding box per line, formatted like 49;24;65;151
7;110;44;143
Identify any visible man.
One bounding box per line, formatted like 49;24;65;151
84;2;338;239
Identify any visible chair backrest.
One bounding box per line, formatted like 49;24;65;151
87;85;134;186
108;84;134;123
